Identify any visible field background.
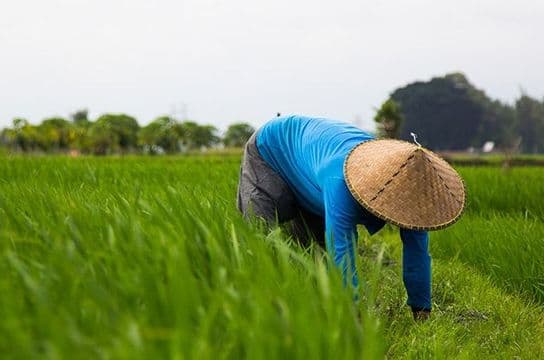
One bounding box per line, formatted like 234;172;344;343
1;155;543;359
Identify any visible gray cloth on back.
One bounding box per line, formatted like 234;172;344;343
236;131;325;247
236;131;297;223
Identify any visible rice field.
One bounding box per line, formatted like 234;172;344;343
1;156;543;359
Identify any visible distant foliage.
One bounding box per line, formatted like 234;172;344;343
93;114;140;153
1;117;76;152
177;121;220;150
139;116;180;154
0;113;231;155
3;73;544;154
223;123;255;147
516;95;544;153
71;109;90;127
388;72;544;152
373;99;403;139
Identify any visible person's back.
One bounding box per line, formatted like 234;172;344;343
256;115;374;216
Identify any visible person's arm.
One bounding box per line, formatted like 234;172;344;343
322;177;360;289
400;228;432;317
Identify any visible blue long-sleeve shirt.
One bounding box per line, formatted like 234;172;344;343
256;115;431;310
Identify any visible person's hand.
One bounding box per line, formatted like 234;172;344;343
412;309;431;321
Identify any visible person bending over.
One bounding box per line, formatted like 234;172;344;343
237;115;465;320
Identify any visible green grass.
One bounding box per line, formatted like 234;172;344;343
458;167;544;219
0;156;543;359
432;215;544;303
442;153;544;167
431;167;544;304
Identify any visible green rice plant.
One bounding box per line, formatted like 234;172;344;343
359;229;544;359
0;157;543;359
458;167;544;219
429;167;544;304
0;157;381;359
431;214;544;303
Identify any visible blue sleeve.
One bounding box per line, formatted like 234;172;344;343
400;229;431;310
322;177;360;289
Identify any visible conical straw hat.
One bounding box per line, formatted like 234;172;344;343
344;139;466;231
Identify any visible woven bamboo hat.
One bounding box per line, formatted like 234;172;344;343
344;139;465;231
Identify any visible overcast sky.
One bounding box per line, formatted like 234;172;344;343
1;0;543;131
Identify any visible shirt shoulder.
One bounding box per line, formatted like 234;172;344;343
320;163;361;220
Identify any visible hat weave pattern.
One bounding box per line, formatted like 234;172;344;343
344;139;466;231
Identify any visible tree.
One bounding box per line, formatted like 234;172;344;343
176;121;220;150
516;95;544;153
223;123;255;147
71;109;91;127
38;117;75;151
92;113;140;153
373;99;403;139
9;118;40;152
139;116;180;154
390;73;515;151
476;100;517;150
88;120;119;155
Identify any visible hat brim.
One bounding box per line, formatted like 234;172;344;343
343;139;466;231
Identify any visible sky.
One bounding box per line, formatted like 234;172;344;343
1;0;543;132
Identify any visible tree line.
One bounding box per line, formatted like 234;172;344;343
0;110;255;155
374;73;544;153
3;73;544;155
